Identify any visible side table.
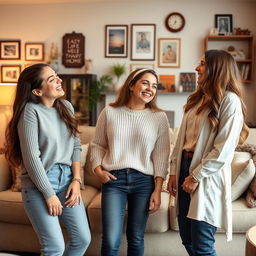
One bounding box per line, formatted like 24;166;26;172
246;225;256;256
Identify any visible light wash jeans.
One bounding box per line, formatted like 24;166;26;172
22;163;91;256
101;168;155;256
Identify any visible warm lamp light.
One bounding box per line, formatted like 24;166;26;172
0;83;17;148
0;83;16;106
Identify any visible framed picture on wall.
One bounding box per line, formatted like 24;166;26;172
158;38;181;68
215;14;233;35
1;65;21;83
130;63;155;72
131;24;156;61
105;25;128;58
0;40;21;60
25;42;45;61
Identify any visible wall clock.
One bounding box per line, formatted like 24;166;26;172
165;12;185;33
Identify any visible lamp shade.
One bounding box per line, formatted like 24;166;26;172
0;83;17;106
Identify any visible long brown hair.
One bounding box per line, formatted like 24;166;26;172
110;68;162;112
185;50;248;144
5;63;79;168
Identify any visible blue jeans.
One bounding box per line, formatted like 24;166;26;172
22;163;91;256
101;168;155;256
178;153;217;256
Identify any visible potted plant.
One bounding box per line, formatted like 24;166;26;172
88;75;113;111
110;63;126;91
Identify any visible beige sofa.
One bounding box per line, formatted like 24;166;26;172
0;126;256;256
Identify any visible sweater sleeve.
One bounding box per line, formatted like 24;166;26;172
90;108;108;171
192;94;244;181
18;105;55;199
151;113;170;179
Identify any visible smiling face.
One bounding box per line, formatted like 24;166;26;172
32;66;64;107
128;73;157;109
195;56;206;86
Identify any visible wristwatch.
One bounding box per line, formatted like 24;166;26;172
72;177;82;185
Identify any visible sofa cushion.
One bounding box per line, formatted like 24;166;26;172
84;143;102;189
0;185;98;225
87;191;170;233
231;159;255;201
80;144;90;190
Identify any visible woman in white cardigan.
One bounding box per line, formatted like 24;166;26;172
168;50;248;256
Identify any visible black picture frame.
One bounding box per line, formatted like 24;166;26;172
215;14;233;35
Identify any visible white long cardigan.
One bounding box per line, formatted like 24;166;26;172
170;91;244;241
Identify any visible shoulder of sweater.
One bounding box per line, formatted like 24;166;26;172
222;91;241;107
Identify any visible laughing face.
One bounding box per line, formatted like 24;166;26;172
195;56;206;86
32;66;64;107
129;73;157;108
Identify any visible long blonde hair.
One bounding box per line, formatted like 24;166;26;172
110;69;162;112
185;50;248;144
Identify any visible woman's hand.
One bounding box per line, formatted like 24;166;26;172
149;189;161;214
167;175;177;197
65;180;82;208
46;195;63;216
94;165;117;183
182;175;199;194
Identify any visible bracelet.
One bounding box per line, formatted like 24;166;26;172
72;178;82;185
190;174;199;183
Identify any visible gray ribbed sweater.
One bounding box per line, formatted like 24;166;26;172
18;100;81;199
91;106;170;178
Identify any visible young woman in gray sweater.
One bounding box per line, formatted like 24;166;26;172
5;63;91;256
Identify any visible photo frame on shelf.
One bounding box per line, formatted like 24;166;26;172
1;65;21;83
179;72;196;92
0;40;21;60
105;25;128;58
130;63;155;72
158;75;176;92
131;24;156;61
158;38;181;68
25;42;44;61
215;14;233;35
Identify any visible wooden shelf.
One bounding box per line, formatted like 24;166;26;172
205;35;254;83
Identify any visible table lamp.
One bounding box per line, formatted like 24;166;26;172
0;83;16;148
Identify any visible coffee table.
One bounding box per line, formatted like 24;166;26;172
246;225;256;256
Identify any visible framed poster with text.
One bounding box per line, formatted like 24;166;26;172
62;31;85;68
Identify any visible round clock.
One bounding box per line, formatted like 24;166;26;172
165;12;185;32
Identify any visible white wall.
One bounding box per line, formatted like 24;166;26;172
0;0;256;126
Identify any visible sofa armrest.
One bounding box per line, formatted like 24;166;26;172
0;154;12;191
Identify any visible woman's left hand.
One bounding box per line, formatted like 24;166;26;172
65;181;82;208
149;189;161;214
182;175;199;194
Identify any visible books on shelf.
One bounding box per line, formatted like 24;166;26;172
179;72;196;92
158;75;175;92
239;63;250;80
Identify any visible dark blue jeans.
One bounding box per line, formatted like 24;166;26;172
101;168;155;256
178;153;217;256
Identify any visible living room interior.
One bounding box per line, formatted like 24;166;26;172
0;0;256;255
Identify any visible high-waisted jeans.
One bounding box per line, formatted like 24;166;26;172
101;168;155;256
22;163;91;256
178;153;217;256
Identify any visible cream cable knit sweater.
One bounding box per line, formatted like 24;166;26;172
91;106;170;178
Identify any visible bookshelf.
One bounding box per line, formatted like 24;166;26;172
204;35;254;83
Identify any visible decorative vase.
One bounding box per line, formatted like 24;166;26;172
50;60;59;72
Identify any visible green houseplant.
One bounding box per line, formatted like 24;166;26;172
111;63;126;91
88;75;113;111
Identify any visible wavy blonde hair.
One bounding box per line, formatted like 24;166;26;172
185;50;248;144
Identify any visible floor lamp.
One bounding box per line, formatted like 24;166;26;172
0;83;16;149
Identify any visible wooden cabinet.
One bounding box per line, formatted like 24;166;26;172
204;35;254;83
59;74;97;126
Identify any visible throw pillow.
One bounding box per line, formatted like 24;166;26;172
231;158;255;201
80;144;90;190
